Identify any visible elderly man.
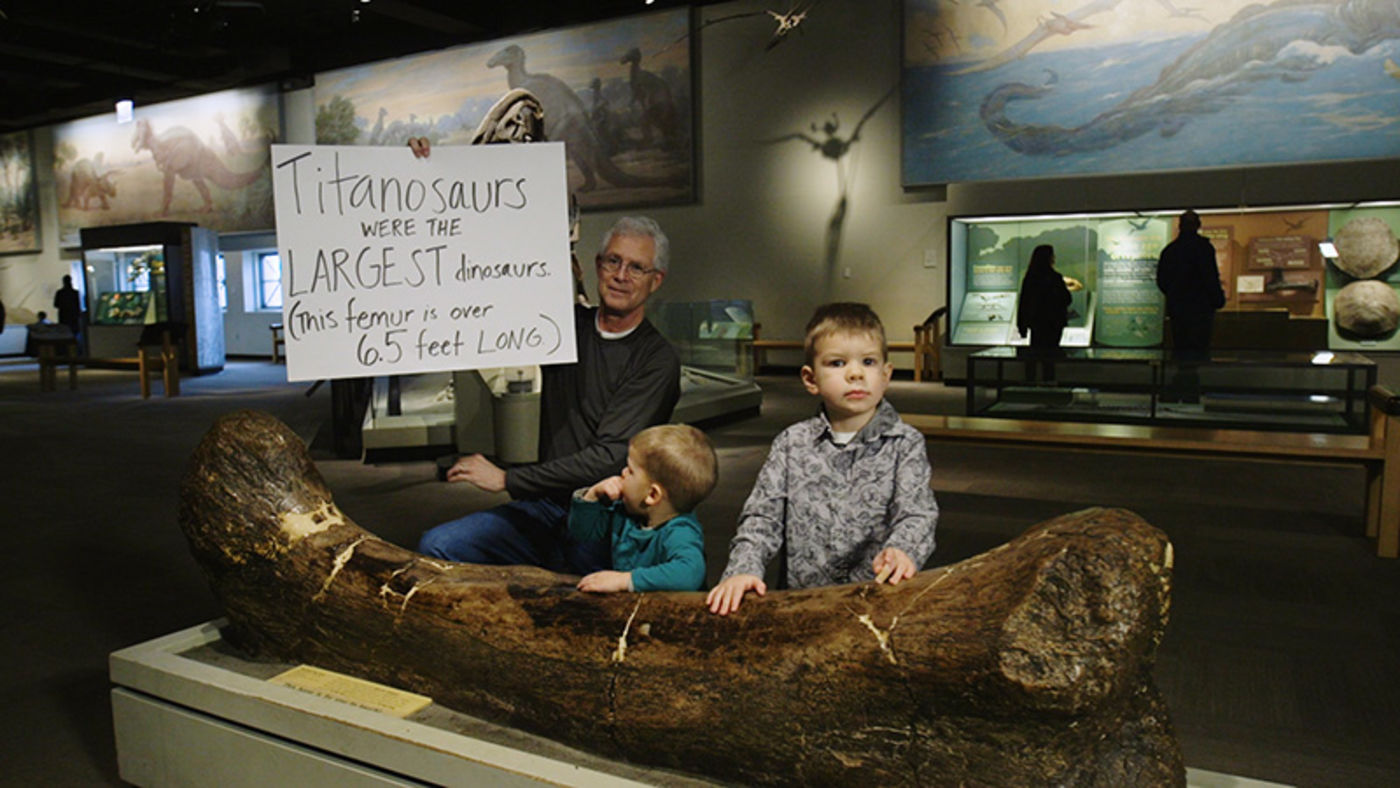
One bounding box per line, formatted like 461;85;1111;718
418;215;681;571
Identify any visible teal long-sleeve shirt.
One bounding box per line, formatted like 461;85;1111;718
567;497;705;592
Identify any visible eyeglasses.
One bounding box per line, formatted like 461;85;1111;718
597;254;658;280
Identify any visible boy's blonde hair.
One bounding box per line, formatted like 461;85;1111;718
803;302;887;365
629;424;718;513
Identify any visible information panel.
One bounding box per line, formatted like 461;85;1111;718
271;143;577;382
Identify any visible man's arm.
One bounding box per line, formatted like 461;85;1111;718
506;343;679;498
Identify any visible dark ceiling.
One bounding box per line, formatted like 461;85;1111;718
0;0;708;134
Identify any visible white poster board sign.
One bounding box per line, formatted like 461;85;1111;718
271;143;577;382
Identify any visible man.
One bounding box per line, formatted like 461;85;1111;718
54;275;83;339
1156;209;1226;401
418;215;681;570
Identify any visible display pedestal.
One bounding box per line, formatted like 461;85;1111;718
110;621;714;788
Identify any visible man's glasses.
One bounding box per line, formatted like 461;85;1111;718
597;254;658;280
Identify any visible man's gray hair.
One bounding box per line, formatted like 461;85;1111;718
600;215;670;273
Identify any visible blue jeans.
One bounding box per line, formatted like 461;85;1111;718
417;498;610;575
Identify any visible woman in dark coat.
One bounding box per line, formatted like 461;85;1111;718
1016;244;1072;383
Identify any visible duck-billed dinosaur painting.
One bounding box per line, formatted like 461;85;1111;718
904;0;1400;184
313;6;692;210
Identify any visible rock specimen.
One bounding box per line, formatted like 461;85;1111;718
1334;279;1400;337
1333;216;1399;279
179;410;1185;787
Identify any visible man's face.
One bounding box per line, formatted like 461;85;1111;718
595;234;663;318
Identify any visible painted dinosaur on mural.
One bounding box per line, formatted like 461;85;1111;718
486;44;683;191
62;156;117;210
130;118;269;214
979;0;1400;156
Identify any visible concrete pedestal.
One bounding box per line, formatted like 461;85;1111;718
109;621;714;787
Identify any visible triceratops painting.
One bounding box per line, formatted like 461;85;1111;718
903;0;1400;185
52;87;279;244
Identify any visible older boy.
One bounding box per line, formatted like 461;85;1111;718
570;424;716;593
707;303;938;615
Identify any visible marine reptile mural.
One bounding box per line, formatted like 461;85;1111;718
980;0;1400;156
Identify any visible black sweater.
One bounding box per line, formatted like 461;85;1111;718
505;305;680;504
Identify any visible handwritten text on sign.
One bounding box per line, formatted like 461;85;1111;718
271;143;576;382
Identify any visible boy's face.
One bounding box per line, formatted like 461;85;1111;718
801;330;893;430
619;448;655;515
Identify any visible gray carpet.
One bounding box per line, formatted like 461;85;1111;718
1;359;1396;786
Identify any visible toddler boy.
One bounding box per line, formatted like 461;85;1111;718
707;302;938;615
570;424;716;593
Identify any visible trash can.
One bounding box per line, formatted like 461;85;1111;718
492;381;540;464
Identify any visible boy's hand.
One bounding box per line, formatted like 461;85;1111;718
584;476;625;503
577;570;631;593
408;137;431;158
873;548;916;585
706;574;765;615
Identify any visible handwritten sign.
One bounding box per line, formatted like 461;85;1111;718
271;143;577;382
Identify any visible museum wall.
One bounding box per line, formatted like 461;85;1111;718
4;0;1400;380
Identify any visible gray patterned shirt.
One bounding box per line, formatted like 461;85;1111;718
721;399;939;589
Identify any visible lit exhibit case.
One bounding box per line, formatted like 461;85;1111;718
947;202;1400;352
80;222;225;374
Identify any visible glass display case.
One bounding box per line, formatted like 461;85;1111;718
966;347;1376;434
652;298;755;376
947;201;1400;352
80;222;224;374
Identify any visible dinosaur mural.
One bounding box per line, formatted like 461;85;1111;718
979;0;1400;156
486;44;683;192
62;156;117;210
621;47;679;150
131;118;269;215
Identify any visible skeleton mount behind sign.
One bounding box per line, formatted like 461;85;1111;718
470;88;547;146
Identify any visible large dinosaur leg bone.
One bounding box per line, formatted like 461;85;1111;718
179;410;1184;787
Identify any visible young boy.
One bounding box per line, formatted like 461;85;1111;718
706;302;939;615
569;424;717;593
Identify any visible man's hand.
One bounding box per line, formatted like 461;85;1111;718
872;547;916;585
408;137;431;158
706;573;765;615
584;476;625;503
445;453;506;493
577;570;632;593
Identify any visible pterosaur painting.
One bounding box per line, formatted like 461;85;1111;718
903;0;1400;185
314;7;693;210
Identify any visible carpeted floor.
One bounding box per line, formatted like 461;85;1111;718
1;358;1396;786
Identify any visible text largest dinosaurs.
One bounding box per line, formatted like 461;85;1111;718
980;0;1400;156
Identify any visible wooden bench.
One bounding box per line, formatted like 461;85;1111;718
903;384;1400;558
749;309;945;381
270;323;286;363
34;339;81;391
